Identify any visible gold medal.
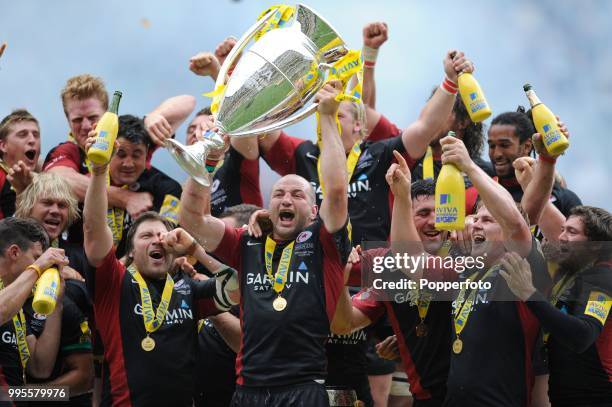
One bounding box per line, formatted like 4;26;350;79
452;338;463;354
141;336;156;351
415;322;428;337
273;295;287;312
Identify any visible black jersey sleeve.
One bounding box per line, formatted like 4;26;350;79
526;264;612;353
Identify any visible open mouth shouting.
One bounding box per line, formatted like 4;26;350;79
148;246;167;264
472;232;486;246
42;217;63;237
278;209;295;228
23;148;38;167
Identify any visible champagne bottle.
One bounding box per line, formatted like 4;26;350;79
87;91;122;165
523;84;569;156
457;72;492;123
435;131;466;231
32;267;60;315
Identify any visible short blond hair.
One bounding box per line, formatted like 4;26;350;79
342;100;368;138
0;109;39;156
61;74;108;115
15;172;80;228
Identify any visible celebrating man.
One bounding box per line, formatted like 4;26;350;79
179;81;351;406
82;132;239;405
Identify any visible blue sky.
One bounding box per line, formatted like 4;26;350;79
1;0;610;209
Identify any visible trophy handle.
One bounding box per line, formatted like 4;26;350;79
213;8;279;107
228;103;319;137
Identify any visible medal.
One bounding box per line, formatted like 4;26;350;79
415;322;428;337
452;338;463;354
273;295;287;312
141;336;156;351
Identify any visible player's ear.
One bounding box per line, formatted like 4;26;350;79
310;204;318;221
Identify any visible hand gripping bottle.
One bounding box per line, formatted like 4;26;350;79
32;267;60;315
523;84;569;156
435;131;466;231
87;91;122;165
457;72;492;123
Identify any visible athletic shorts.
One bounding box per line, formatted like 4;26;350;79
231;381;329;407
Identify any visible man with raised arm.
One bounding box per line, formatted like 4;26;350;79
179;80;351;407
0;217;67;387
44;74;195;243
259;50;475;244
82;132;238;406
505;131;612;406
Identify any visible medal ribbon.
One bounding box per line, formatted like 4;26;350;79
454;265;499;338
0;159;9;173
0;281;31;371
543;268;579;344
416;241;451;321
127;265;174;335
254;4;295;41
12;310;30;372
264;236;295;294
315;50;364;196
71;133;125;245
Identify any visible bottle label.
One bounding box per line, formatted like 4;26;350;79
542;123;562;147
92;131;110;151
436;194;459;223
468;92;488;114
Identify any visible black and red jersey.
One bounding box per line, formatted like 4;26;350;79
211;219;351;387
263;130;413;245
325;287;371;406
445;239;550;407
353;248;452;403
210;147;263;217
113;167;182;258
91;248;220;406
0;169;16;220
527;262;612;406
499;176;582;218
366;115;402;143
0;308;34;386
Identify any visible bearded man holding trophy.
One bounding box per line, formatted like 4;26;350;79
175;4;362;406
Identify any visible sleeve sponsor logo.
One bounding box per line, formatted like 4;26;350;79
584;291;612;325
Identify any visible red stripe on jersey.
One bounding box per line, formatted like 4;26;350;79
263;131;304;176
595;318;612;381
367;115;401;143
517;302;540;406
466;186;479;215
239;157;264;208
235;300;246;386
386;304;431;400
94;249;132;407
320;223;348;322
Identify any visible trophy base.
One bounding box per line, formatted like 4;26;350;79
166;138;211;187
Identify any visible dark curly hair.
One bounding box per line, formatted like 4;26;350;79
428;87;485;158
118;114;152;150
453;91;485;158
490;106;536;145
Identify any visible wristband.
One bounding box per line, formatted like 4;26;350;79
539;155;557;164
27;264;43;278
362;46;379;68
205;158;219;174
440;76;458;95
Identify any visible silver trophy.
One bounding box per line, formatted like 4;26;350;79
166;3;347;186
